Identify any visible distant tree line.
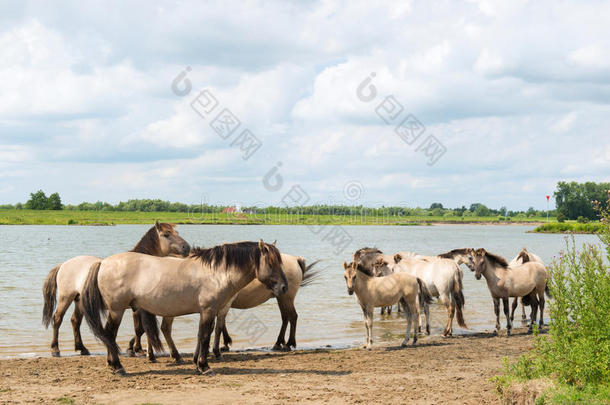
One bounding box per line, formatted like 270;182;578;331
3;181;606;220
554;181;609;220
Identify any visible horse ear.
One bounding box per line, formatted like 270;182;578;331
343;261;348;269
394;253;402;263
155;220;161;231
272;240;277;246
258;239;268;253
373;257;384;267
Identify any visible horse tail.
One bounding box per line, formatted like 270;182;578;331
139;310;164;354
452;268;467;329
417;278;433;305
522;293;532;306
81;262;119;355
299;259;321;288
42;264;61;328
545;281;551;298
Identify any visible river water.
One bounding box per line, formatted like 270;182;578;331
0;224;599;358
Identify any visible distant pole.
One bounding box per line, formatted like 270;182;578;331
546;195;550;222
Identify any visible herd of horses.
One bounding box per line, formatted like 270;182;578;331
42;222;550;375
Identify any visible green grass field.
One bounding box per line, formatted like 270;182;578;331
533;222;602;234
0;209;554;226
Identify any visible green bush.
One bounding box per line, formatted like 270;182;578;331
498;197;610;401
557;212;566;222
577;216;590;223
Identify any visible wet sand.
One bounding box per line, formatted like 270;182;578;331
0;328;536;404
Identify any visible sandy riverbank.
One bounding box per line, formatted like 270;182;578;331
0;328;536;404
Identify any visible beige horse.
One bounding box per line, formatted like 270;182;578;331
343;261;432;348
388;252;467;337
212;255;318;358
82;240;288;375
472;248;549;335
509;248;546;322
41;221;190;357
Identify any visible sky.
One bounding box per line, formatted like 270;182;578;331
0;0;609;210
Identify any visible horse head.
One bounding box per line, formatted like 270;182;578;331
343;261;356;295
256;239;288;297
473;248;487;280
155;221;191;257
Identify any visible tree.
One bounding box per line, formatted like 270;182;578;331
47;193;63;210
429;202;444;209
25;190;48;210
474;204;491;216
554;181;610;220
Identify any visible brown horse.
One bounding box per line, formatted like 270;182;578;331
82;240;288;375
42;221;190;357
472;248;549;335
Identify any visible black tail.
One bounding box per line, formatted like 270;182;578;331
417;278;434;305
299;259;321;287
453;269;467;329
138;310;164;354
81;262;120;357
545;281;551;298
42;264;61;328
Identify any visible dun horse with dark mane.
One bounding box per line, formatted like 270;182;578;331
82;240;288;375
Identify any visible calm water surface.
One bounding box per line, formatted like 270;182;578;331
0;224;599;358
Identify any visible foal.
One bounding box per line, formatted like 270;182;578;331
343;261;432;348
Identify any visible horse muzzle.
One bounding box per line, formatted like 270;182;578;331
475;273;482;280
347;288;354;296
272;282;288;297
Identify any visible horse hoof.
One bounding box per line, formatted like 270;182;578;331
148;358;157;364
197;366;215;376
126;349;135;357
220;345;230;352
272;344;284;351
213;350;221;360
80;349;90;356
172;357;183;364
51;351;60;358
113;368;126;376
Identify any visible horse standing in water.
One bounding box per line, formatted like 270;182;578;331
471;248;549;335
343;261;432;348
42;221;190;357
508;248;546;322
82;240;288;375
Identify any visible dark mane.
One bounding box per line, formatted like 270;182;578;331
353;247;382;276
484;251;509;268
190;241;282;271
131;224;172;255
438;248;471;259
517;249;531;263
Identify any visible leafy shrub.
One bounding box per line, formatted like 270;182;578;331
577;216;589;223
557;212;566;222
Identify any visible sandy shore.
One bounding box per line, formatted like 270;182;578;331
0;328;537;404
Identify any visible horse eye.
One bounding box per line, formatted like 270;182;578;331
164;233;170;238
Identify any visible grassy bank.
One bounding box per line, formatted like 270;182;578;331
533;222;601;234
0;209;553;226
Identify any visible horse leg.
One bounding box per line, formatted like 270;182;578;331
195;311;216;375
503;298;511;336
284;300;298;350
402;302;412;347
521;297;527;321
362;306;373;349
423;301;431;335
493;297;501;335
440;295;453;337
510;297;518;322
213;307;230;359
104;310;125;374
51;296;72;357
71;301;90;355
538;290;545;328
528;294;538;333
273;300;289;351
127;310;145;357
161;317;181;363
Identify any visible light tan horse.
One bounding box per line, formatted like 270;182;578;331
82;240;288;375
509;248;546;322
41;221;190;357
343;261;432;348
212;254;319;358
472;248;549;335
388;252;467;337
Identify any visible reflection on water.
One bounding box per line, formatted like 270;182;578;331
0;224;599;357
